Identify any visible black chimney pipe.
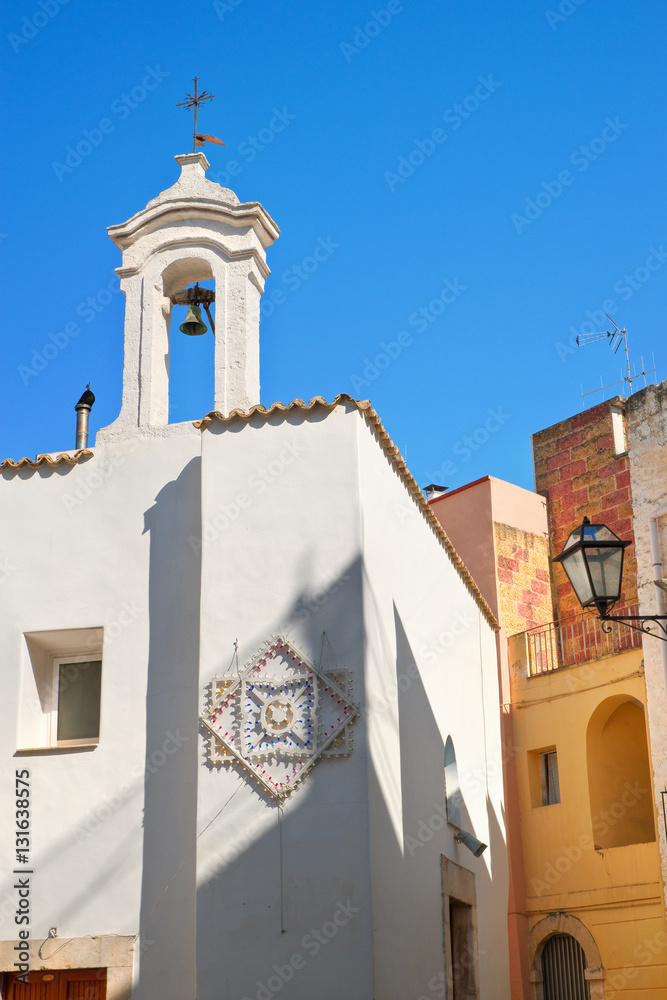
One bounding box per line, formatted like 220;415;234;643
74;386;95;450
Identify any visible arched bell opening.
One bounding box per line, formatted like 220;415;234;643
162;257;216;425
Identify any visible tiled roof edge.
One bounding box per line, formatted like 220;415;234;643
195;395;499;631
0;448;94;471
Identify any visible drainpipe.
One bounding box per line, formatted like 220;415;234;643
650;505;667;691
74;386;95;450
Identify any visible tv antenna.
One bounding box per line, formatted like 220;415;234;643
577;315;656;402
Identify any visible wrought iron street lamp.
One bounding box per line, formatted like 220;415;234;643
553;518;667;640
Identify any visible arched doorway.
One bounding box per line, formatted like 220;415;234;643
541;934;588;999
529;914;605;1000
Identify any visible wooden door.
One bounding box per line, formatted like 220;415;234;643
5;969;106;1000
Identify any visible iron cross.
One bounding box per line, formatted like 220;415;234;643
177;77;214;153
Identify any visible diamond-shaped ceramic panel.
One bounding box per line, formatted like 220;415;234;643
201;636;358;798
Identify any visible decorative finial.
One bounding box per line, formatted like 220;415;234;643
176;77;225;153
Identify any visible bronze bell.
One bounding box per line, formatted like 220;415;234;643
179;304;207;336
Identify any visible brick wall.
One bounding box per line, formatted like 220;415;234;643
494;522;553;635
532;399;638;620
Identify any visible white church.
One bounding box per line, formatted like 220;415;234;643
0;153;510;1000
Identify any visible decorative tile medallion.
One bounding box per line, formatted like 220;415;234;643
201;636;358;799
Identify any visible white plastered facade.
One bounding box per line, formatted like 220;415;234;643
0;156;510;1000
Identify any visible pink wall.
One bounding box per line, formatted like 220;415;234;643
430;475;549;1000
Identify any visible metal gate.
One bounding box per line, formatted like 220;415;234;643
541;934;590;1000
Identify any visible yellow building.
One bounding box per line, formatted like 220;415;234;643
509;628;665;998
431;400;667;1000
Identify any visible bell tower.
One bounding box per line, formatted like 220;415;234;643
98;152;279;440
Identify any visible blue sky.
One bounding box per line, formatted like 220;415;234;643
1;0;665;491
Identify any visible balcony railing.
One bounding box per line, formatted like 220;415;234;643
518;606;642;677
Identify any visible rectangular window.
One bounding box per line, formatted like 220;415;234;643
19;628;103;752
53;656;102;744
540;750;561;805
611;406;628;456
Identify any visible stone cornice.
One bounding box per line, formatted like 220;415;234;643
114;235;271;281
108;198;280;251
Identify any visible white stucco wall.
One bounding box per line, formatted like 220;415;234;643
0;400;509;1000
195;403;372;1000
626;380;667;905
192;402;509;1000
0;431;202;999
355;413;510;1000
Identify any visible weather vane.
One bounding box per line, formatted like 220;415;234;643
177;77;225;153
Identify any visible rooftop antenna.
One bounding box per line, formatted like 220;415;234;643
577;315;656;404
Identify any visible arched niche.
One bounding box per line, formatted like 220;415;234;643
586;695;655;849
444;736;461;827
529;913;604;1000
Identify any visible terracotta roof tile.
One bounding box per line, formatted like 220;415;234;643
0;448;94;472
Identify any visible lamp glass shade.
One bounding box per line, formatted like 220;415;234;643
586;546;625;602
553;520;630;614
559;548;593;606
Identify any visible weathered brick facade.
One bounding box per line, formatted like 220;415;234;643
532;398;638;620
494;523;552;635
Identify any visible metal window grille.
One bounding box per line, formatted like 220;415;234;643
541;934;590;1000
540;751;560;806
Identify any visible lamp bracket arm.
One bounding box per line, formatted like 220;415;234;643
600;615;667;641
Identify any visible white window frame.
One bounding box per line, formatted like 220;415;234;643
48;652;103;748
